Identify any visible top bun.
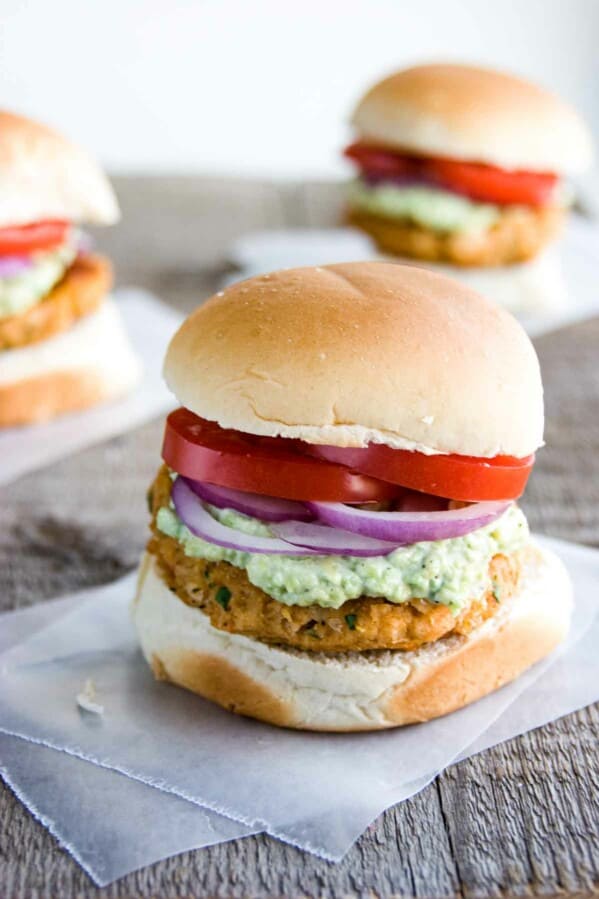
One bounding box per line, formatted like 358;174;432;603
164;262;543;459
351;64;593;175
0;111;119;227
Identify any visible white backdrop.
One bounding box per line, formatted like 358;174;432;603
1;0;597;177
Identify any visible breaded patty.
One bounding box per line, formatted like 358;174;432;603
148;467;521;653
348;205;565;267
0;254;111;350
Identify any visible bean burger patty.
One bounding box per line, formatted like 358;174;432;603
0;254;111;351
348;205;565;267
148;466;522;653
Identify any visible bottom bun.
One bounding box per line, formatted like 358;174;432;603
133;545;572;732
0;297;142;427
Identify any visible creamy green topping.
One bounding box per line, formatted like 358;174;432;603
348;178;501;234
156;493;528;612
0;242;77;319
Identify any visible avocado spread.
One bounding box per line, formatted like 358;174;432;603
348;178;501;234
156;490;528;612
0;242;77;319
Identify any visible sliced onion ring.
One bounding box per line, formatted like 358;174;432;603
305;499;510;544
172;478;400;557
172;477;317;555
186;477;312;522
0;256;33;278
271;520;400;557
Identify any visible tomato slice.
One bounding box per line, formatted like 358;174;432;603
162;409;399;503
302;444;535;502
421;158;558;207
0;220;70;255
344;142;558;207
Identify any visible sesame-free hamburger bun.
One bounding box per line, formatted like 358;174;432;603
351;63;593;175
0;111;119;228
164;262;544;458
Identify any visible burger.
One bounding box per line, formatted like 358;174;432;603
0;111;141;427
343;65;593;309
133;262;572;732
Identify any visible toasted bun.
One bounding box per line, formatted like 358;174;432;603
133;545;572;732
0;298;141;426
351;64;593;174
164;262;543;457
0;111;119;227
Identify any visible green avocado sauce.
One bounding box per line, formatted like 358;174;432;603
156;489;528;612
347;178;501;234
0;242;77;319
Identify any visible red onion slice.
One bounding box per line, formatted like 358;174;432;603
185;477;312;522
172;477;317;556
271;520;400;557
0;256;33;278
305;499;510;544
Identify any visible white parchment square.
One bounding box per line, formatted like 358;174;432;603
0;536;596;862
0;600;254;887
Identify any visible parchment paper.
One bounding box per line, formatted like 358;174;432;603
0;535;596;863
0;600;254;887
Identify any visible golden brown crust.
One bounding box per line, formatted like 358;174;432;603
347;205;565;266
148;466;519;653
151;651;293;727
0;254;111;350
0;366;110;427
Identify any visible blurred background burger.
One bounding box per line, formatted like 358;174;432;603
0;111;141;427
344;64;593;311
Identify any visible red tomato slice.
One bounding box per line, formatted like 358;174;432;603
422;158;558;207
344;142;558;207
302;444;535;502
0;220;70;255
162;409;399;503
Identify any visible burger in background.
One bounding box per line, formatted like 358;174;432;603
344;64;593;311
0;111;141;427
133;262;572;732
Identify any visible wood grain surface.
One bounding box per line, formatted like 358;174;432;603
0;178;597;898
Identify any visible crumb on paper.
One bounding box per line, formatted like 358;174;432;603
76;678;104;716
421;415;435;426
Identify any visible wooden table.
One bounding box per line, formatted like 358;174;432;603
1;178;598;898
